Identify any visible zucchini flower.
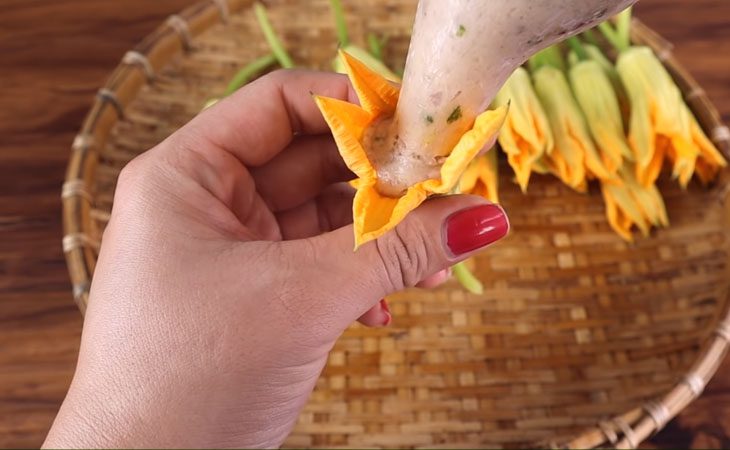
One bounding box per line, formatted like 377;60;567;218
458;147;500;204
315;52;507;247
616;46;699;187
601;163;668;241
493;67;553;192
569;56;632;176
601;178;650;241
532;65;611;191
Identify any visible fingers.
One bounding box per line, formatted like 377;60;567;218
280;195;510;333
160;140;281;241
348;196;508;301
357;268;450;328
415;268;451;289
252;135;354;212
188;70;358;167
357;299;391;328
275;184;354;240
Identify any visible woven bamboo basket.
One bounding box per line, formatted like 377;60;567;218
62;0;730;448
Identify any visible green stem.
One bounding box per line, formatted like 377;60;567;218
223;53;277;96
567;36;589;61
598;21;627;53
329;0;350;47
528;45;565;72
616;6;633;51
254;2;294;68
581;28;600;47
452;262;484;295
367;32;384;61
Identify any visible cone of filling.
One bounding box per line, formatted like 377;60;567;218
315;51;507;248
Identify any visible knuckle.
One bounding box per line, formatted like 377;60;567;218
115;156;147;198
113;151;169;213
375;221;431;291
266;68;292;81
257;68;297;93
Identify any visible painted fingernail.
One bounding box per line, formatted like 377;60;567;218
379;299;392;326
445;204;509;257
379;299;390;314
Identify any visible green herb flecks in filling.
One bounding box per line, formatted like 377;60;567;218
447;106;462;124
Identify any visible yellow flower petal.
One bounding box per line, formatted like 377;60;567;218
602;186;634;242
667;134;697;188
687;107;727;185
423;106;508;194
354;185;428;247
459;149;499;204
459;158;481;193
602;179;651;240
636;135;667;187
690;114;727;168
314;96;375;180
620;164;669;228
339;49;399;117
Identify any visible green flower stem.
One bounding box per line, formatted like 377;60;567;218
528;45;565;73
567;37;589;62
581;28;601;47
616;7;633;51
598;21;628;53
329;0;350;47
223;53;277;97
453;261;484;295
254;2;294;68
367;32;385;61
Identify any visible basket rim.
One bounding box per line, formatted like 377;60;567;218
60;1;730;448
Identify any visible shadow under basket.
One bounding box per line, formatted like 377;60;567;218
61;0;730;448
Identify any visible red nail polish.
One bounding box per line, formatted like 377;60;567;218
445;204;509;256
379;299;390;314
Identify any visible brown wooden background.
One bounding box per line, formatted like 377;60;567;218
1;0;729;448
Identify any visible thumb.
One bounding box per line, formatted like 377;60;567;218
288;195;509;329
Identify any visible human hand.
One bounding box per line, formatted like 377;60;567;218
45;70;509;448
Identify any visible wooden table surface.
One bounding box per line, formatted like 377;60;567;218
1;0;729;448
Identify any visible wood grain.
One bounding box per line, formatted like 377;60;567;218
0;0;728;448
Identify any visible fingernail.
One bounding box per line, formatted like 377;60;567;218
445;204;509;257
379;299;392;326
379;299;390;314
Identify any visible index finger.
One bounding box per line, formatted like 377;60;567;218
188;69;358;167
